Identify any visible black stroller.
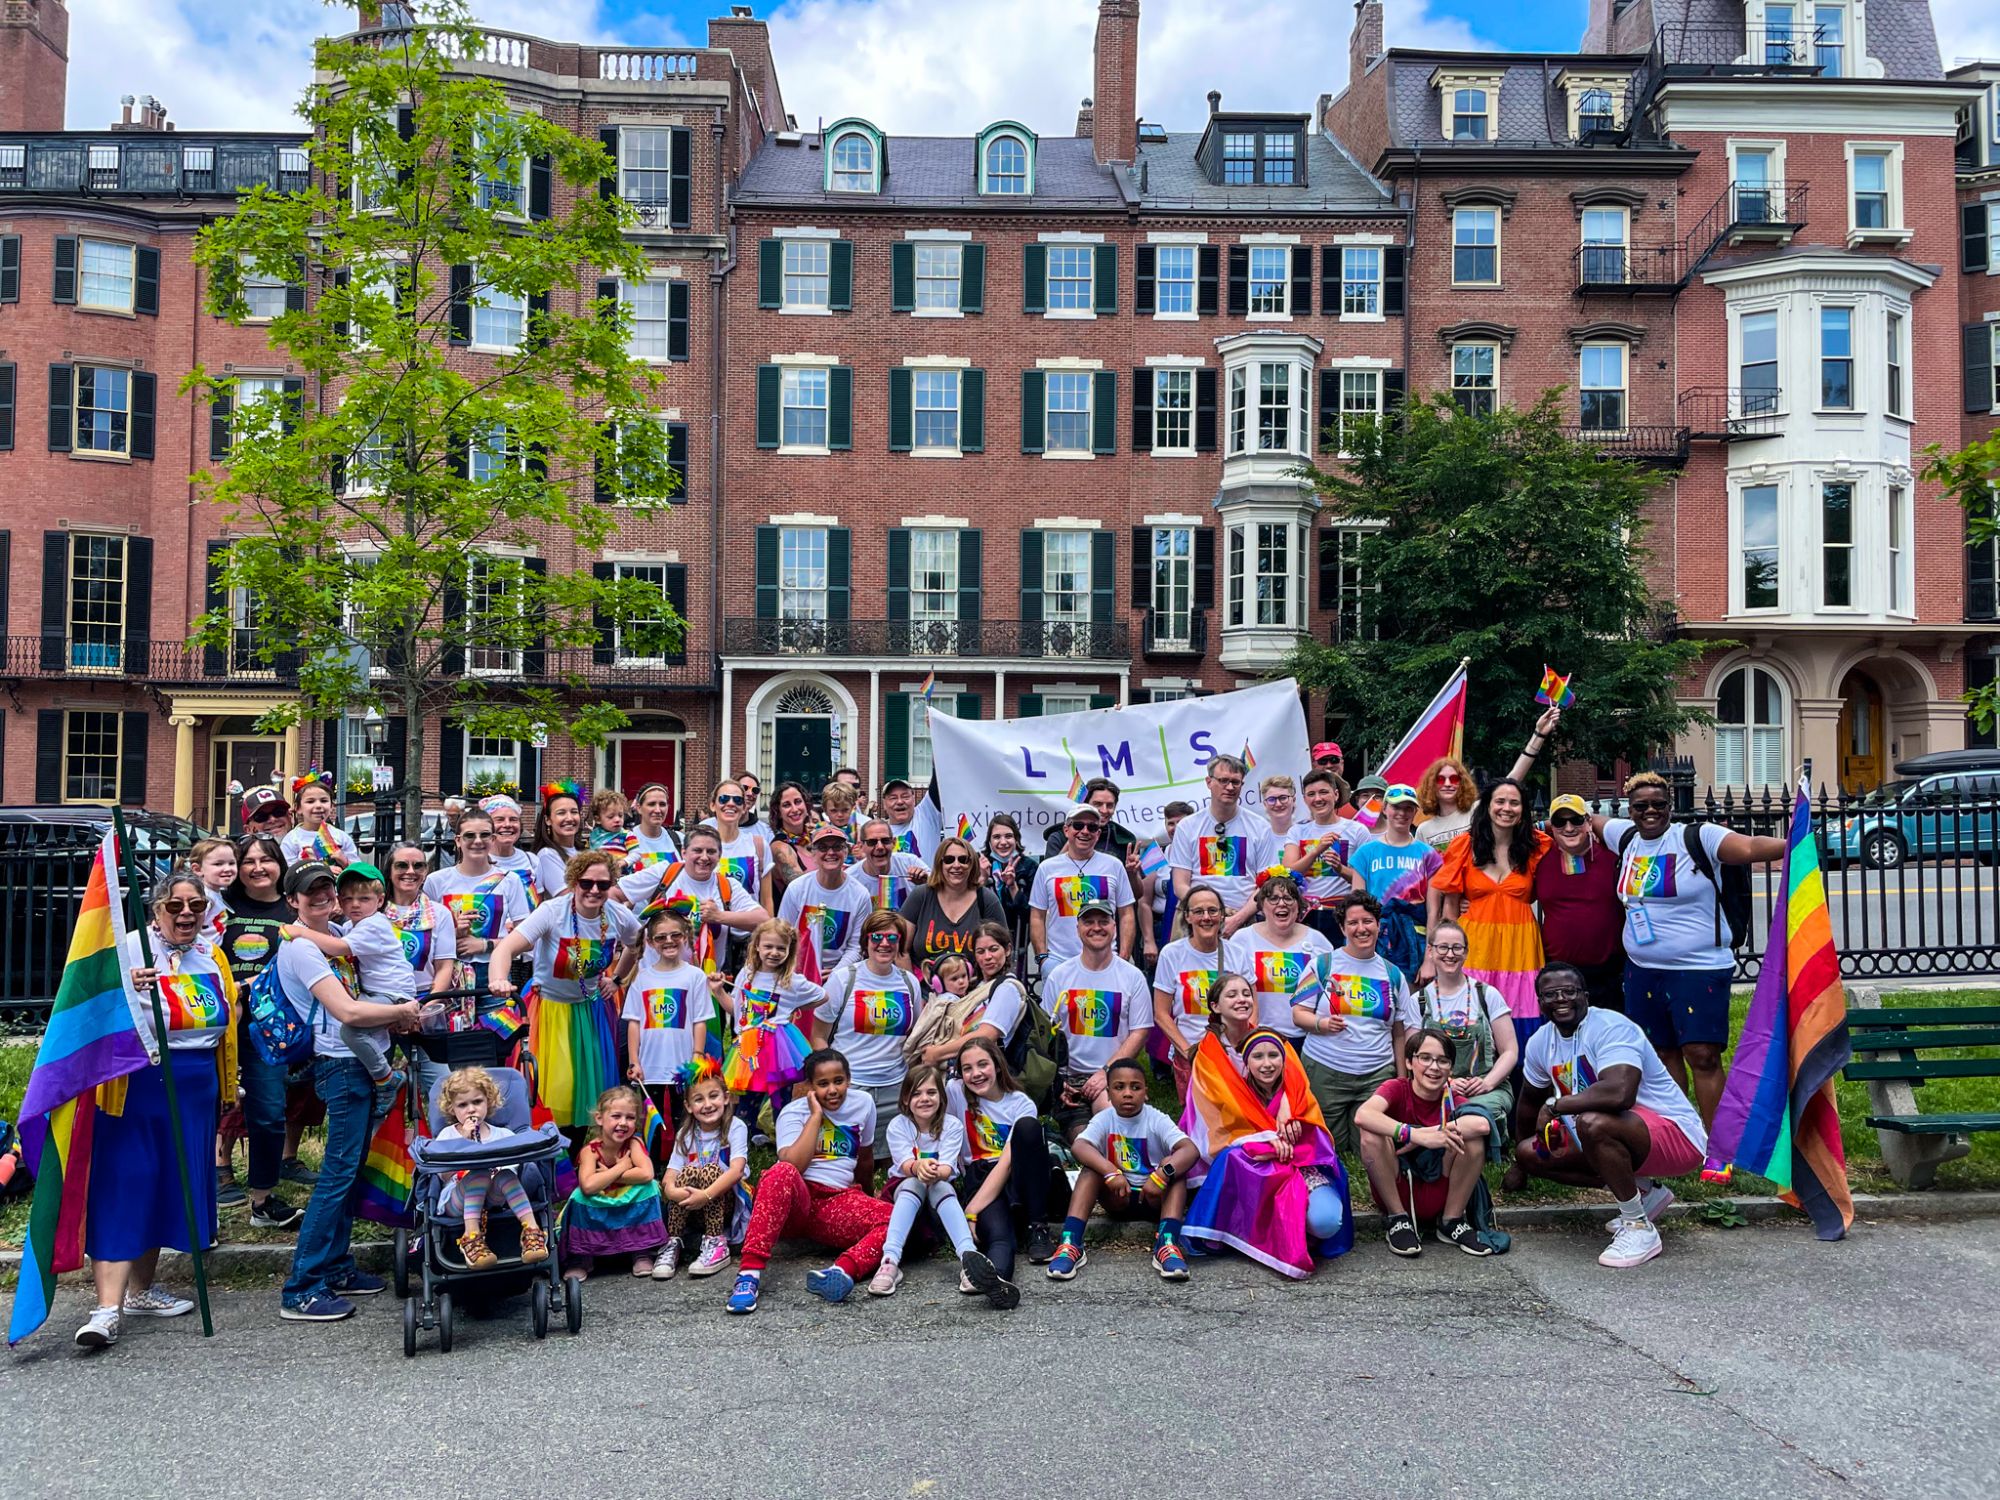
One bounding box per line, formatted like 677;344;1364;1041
396;1065;580;1355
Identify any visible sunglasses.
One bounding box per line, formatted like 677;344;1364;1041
715;794;744;806
159;898;206;915
813;841;848;852
867;931;901;946
648;931;684;945
863;837;894;848
1550;814;1586;829
390;860;427;872
1068;821;1101;833
1629;799;1670;813
575;878;612;893
459;830;491;840
940;854;972;866
1435;772;1462;784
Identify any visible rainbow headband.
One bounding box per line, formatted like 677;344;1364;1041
540;779;587;805
290;765;334;796
1240;1026;1291;1057
673;1055;724;1091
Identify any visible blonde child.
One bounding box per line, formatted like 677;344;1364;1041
657;1058;749;1280
720;919;825;1099
279;770;358;867
188;837;236;938
622;908;716;1128
820;780;861;842
928;953;973;998
586;788;631;851
435;1067;548;1270
872;1066;1015;1309
562;1085;667;1279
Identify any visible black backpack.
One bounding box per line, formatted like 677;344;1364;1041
1618;822;1753;951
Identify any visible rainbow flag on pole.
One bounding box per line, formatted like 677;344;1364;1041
8;832;156;1345
355;1090;416;1227
1535;665;1576;708
1701;777;1854;1240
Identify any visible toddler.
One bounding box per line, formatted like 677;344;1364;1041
435;1067;548;1269
562;1085;667;1279
872;1066;1015;1309
586;789;631;850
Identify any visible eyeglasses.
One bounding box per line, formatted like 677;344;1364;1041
575;878;612;893
1429;941;1467;955
1188;906;1223;921
390;860;427;872
1435;772;1462;784
1628;798;1670;813
1413;1054;1453;1070
459;830;491;841
1262;793;1291;805
715;794;744;807
159;898;205;915
863;837;894;848
648;931;684;946
1550;814;1586;830
1209;777;1244;792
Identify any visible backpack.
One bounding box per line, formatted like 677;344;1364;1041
1617;822;1752;951
244;959;316;1068
1005;980;1060;1111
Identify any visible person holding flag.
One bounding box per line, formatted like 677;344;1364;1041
1354;1028;1495;1258
422;806;531;1003
278;769;358;870
878;775;941;863
846;818;931;918
777;824;875;978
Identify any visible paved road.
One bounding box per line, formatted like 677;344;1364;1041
9;1215;1996;1499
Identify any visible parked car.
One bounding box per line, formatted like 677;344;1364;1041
1823;772;2000;870
1892;748;2000;779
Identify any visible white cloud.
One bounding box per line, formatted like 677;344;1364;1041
1935;0;2000;66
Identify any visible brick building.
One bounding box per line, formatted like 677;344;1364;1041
1955;56;2000;739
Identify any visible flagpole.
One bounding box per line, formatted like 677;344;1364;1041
113;808;214;1337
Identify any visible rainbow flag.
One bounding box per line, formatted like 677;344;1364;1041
956;812;974;842
919;670;937;704
640;1090;671;1158
1241;740;1258;772
8;833;155;1345
1702;780;1854;1240
310;825;342;862
1535;664;1576;708
356;1088;415;1227
1067;763;1084;801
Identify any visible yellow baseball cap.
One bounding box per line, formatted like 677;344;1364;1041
1549;794;1590;818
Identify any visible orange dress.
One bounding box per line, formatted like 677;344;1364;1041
1431;830;1551;1019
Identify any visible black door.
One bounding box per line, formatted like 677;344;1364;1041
774;717;833;796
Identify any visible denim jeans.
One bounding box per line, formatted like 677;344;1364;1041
238;1040;289;1193
281;1056;372;1306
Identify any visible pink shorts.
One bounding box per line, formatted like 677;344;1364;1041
1632;1105;1703;1178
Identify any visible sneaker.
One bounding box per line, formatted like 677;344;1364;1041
249;1194;303;1230
1605;1184;1677;1232
690;1236;731;1277
1153;1240;1191;1281
215;1170;247;1209
335;1271;385;1298
370;1068;406;1123
958;1269;981;1294
520;1224;550;1264
652;1240;682;1281
631;1255;656;1277
1045;1238;1086;1280
280;1293;355;1322
279;1158;319;1187
958;1248;1017;1309
1600;1217;1664;1270
1436;1218;1495;1258
805;1265;854;1304
868;1262;904;1297
74;1306;121;1348
725;1273;760;1314
1385;1215;1423;1257
1026;1223;1060;1265
122;1286;195;1318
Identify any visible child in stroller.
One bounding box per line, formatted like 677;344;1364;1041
434;1067;550;1269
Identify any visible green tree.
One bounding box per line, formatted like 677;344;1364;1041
187;1;680;831
1926;428;2000;729
1282;394;1707;780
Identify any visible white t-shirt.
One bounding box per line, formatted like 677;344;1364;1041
1152;936;1251;1043
1299;947;1418;1075
618;858;763;919
341;910;417;1004
1029;851;1134;961
535;845;582;901
621;957;715;1082
386;898;458;990
276;931;362;1058
889;799;942;863
775;1091;877;1190
1081;1102;1190;1187
816;962;928;1086
622;826;682;876
511;893;638;1003
964;975;1028;1047
1418;808;1472;853
1243;924;1335;1038
885;1113;967;1183
1287;816;1370;904
280;821;359;867
667;1117;750;1175
705;826;767;899
943;1080;1039;1167
731;968;826;1030
1168;805;1278;914
1602;819;1735;972
423;866;532;945
778;872;876;971
1416;976;1511;1032
122;932;229;1055
1041;952;1152;1075
1524;1005;1709;1153
845;853;931;916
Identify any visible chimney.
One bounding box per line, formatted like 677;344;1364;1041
0;0;70;132
1075;96;1094;138
1206;89;1221;116
1090;0;1139;166
1349;0;1384;84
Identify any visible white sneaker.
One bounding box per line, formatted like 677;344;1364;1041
74;1306;121;1348
652;1240;682;1281
1599;1217;1664;1269
958;1269;982;1295
868;1262;903;1297
1604;1184;1676;1231
122;1286;195;1318
689;1236;731;1277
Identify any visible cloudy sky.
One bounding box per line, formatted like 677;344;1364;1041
55;0;2000;135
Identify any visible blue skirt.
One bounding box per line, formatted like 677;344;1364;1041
85;1048;220;1261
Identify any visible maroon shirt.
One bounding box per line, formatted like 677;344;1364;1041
1531;836;1623;967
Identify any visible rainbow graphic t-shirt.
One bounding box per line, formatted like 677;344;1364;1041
1328;974;1393;1019
892;829;919;857
1289;836;1349;878
160;971;227;1033
1109;1133;1153;1179
1254;949;1316;997
626;847;672;872
718;855;756;891
968;1106;1012;1161
804;906;852;958
851;987;915;1038
815;1120;859;1162
1059;988;1122;1039
738;988;780;1030
1551;1051;1599;1099
444;891;504;941
393;920;433;972
1620;853;1678;900
1053;873;1114;919
1175;967;1220;1017
1198;836;1249;878
642;986;690;1030
553;935;611;984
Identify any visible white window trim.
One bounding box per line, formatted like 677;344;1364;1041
619;272;683;364
1815;299;1860;414
1331;365;1385;458
908;238;966;320
69;364;134;460
1030;517;1103;530
1149;366;1198;458
76;236;137;315
1731;475;1787;616
776;361;835;457
469;267;526;355
909;366;964;459
1041;368;1096;461
1843;139;1908;245
1245;243;1295;322
1042;240;1098;322
610;560;676;667
1450;206;1502;287
1449;341;1500;413
980;128;1036;197
1147;231;1209;244
1814;473;1862;614
58;710;124;807
1338;244;1385;324
1150;240;1201;323
899;514;970;528
1238;233;1303;245
1884;301;1911;423
1578;341;1629;437
1037;231;1107;244
1729;299;1787;419
1726;138;1789;220
1432;69;1502;140
1559;72;1627;136
826;128;881;194
473;118;531;222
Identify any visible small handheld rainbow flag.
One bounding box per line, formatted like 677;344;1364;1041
311;826;341;862
919;670;937;704
1067;763;1084;801
1536;665;1575;708
1241;740;1258;772
955;812;974;842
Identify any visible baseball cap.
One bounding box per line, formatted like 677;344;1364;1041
1076;895;1117;919
880;775;914;793
338;860;385;885
1065;802;1105;824
1311;741;1343;760
282;860;336;897
1550;794;1591;818
808;822;851;846
1384;783;1420;806
1356;775;1389;794
241;786;288;823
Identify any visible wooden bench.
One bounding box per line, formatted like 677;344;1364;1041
1844;985;2000;1188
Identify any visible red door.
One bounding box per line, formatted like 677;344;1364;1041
617;739;681;819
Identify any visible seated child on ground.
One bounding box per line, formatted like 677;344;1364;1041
1047;1058;1199;1284
656;1059;749;1282
434;1066;548;1269
872;1066;1016;1310
563;1085;667;1279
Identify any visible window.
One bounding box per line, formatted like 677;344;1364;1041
1741;484;1780;610
1222;133;1258;185
1888;485;1909;612
1252;524;1290;625
622;277;673;360
1740;311;1779;414
1577;87;1615;135
1821;481;1854;607
347;420;394;494
465;735;520;787
1885;309;1905;417
914;244;961;311
1332;526;1378;641
1151;526;1194;645
341;718;381;783
469;423;520;484
1820;307;1853;408
1338;369;1381;453
829;131;874;192
471;271;524;352
79;239;135;312
1046;244;1094;312
474;121;525;214
1715;666;1786;787
779;527;829;621
231;375;288;450
1851;150;1889;228
1257;364;1293;452
1341;247;1380;315
1765;3;1800;65
73;365;131;455
1452;89;1490;140
67;534;126;670
1155;245;1196;315
1040;694;1091;716
1452;208;1498;284
612;562;672;663
352;116;394;212
913;369;960;452
1217;129;1301;186
1044;531;1091;625
1580;344;1626;432
1248;245;1289;315
781;367;829;449
62;712;122;804
1581;208;1628;284
1153;368;1194;452
1148;688;1191;704
1451;343;1496;416
1261;132;1296;185
910;698;954;783
465;558;520;675
910;529;958;627
612;417;683;504
985;135;1028;194
782;240;830;310
241;257;290;320
1045;371;1092;454
1814;2;1844;75
619;126;675;205
1735;149;1775;223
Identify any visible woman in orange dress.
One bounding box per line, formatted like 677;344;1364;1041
1428;778;1551;1045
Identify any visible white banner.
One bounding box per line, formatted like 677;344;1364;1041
929;679;1312;840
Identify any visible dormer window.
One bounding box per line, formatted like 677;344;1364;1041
1213;124;1304;186
1578;88;1614;133
1559;72;1628;138
1433;69;1502;142
977;123;1037;196
1452;91;1489;141
821;119;885;194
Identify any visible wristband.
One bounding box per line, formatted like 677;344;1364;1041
1395;1123;1412;1148
1146;1169;1169;1194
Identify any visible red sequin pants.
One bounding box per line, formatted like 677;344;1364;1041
739;1161;891;1277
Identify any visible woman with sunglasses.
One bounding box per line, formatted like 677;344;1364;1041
486;851;640;1132
481;794;539;908
705;778;773;914
1151;883;1249;1102
385;841;460;1109
1415;705;1563;853
764;780;816;906
899;835;1005;969
422;808;531;1002
1532;792;1627;1018
813;910;930;1151
1430;778;1549;1035
214;836;306;1228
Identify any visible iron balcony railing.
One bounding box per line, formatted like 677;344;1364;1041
1141;609;1209;658
0;134;309;197
1679;387;1784;441
1574;243;1681;292
1654;22;1842;77
1558;423;1690;464
723;617;1130;661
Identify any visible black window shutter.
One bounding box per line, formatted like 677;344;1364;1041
384;716;408;788
592;418;614;503
53;237;76;303
599;127;620;202
0;235;18;303
1090;694;1116;711
1092;244;1117;315
755;526;779;618
526;290;550;351
670;127;692;228
828;241;853;312
515;556;545;679
1090;530;1115;627
0;363;14;451
204;541;228;675
1317;529;1339;612
668;279;690;361
1195;367;1219;452
887;527;911;619
1017;694;1043;719
119;711;149;807
891;242;915;313
331;266;350;343
129;372;156;460
1135;244;1156;315
1193;526;1215;610
663;564;688;662
1091;370;1116;454
962;368;985;453
958;530;983;634
441;571;465;675
1023;243;1047;313
1020;531;1043;622
956;692;981;721
826;527;851;621
438;729;464;797
1198;244;1220;315
1320;245;1339;312
1290;245;1312;315
1131;526;1151;606
395;106;415;187
758;239;783;308
41;531;67;670
1227;245;1249;316
666;421;689;500
47;363;72;452
285;255;307;314
281;375;305;434
1131;366;1153;450
1020;370;1045;453
448;263;472;344
1968;324;1995;414
755;365;782;448
123;536;153;672
321;706;344;779
1384;369;1407;414
1963;203;1990;272
888;367;913;452
1318;369;1338;452
883;695;910;783
135;247;160;316
960;243;985;313
592;560;618;665
529;154;552;220
1383;245;1406;315
36;711;62;802
595;276;618;326
828;366;853;450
